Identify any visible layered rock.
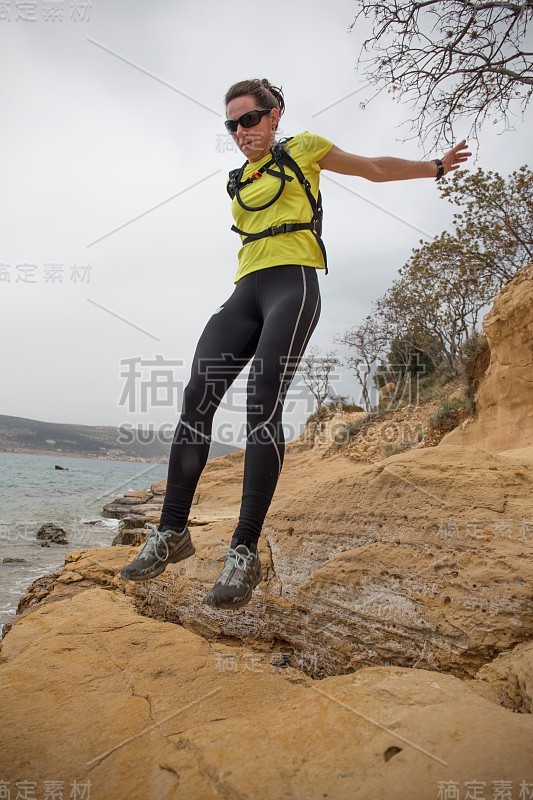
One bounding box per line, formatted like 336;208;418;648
1;266;533;797
7;442;531;675
442;264;533;451
477;640;533;712
29;444;530;683
1;585;532;798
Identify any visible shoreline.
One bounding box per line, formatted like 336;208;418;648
0;448;168;464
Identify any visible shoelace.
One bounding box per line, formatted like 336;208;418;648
219;547;255;585
233;548;251;571
138;529;173;562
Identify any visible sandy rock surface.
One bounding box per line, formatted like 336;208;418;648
1;586;532;799
442;264;533;451
2;266;533;798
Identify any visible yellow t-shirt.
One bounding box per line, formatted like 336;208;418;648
228;130;334;283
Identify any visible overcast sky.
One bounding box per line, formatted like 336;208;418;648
1;0;531;447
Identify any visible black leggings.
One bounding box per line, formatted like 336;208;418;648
158;264;321;550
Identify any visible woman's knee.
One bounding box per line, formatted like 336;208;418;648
182;376;220;420
246;416;285;448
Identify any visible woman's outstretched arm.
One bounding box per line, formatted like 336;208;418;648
317;139;472;181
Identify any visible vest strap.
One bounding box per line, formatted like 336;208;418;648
227;137;329;274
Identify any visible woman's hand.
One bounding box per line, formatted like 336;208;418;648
440;139;472;176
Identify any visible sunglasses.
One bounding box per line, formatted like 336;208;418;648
224;108;272;134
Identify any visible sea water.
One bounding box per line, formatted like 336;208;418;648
0;452;169;636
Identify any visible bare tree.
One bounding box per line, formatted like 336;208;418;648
334;316;388;412
297;346;341;416
351;1;533;148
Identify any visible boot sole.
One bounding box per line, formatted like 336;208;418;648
120;541;195;582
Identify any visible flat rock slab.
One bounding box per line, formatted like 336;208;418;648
1;587;532;799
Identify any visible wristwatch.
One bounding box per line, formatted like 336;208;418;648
433;159;445;181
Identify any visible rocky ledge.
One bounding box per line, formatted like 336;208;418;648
1;266;532;799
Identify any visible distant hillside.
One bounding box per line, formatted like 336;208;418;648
0;414;239;462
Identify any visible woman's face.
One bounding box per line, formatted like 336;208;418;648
226;94;280;163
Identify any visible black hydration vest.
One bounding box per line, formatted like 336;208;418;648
226;136;328;274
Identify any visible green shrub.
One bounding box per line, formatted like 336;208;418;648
344;417;368;435
381;441;412;458
428;395;471;433
459;332;490;407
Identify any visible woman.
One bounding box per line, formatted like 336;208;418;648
120;78;471;609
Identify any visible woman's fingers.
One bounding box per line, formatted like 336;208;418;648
441;140;472;173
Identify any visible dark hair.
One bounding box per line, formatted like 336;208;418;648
224;79;285;129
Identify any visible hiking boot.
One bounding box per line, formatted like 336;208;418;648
202;544;261;610
120;525;194;582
